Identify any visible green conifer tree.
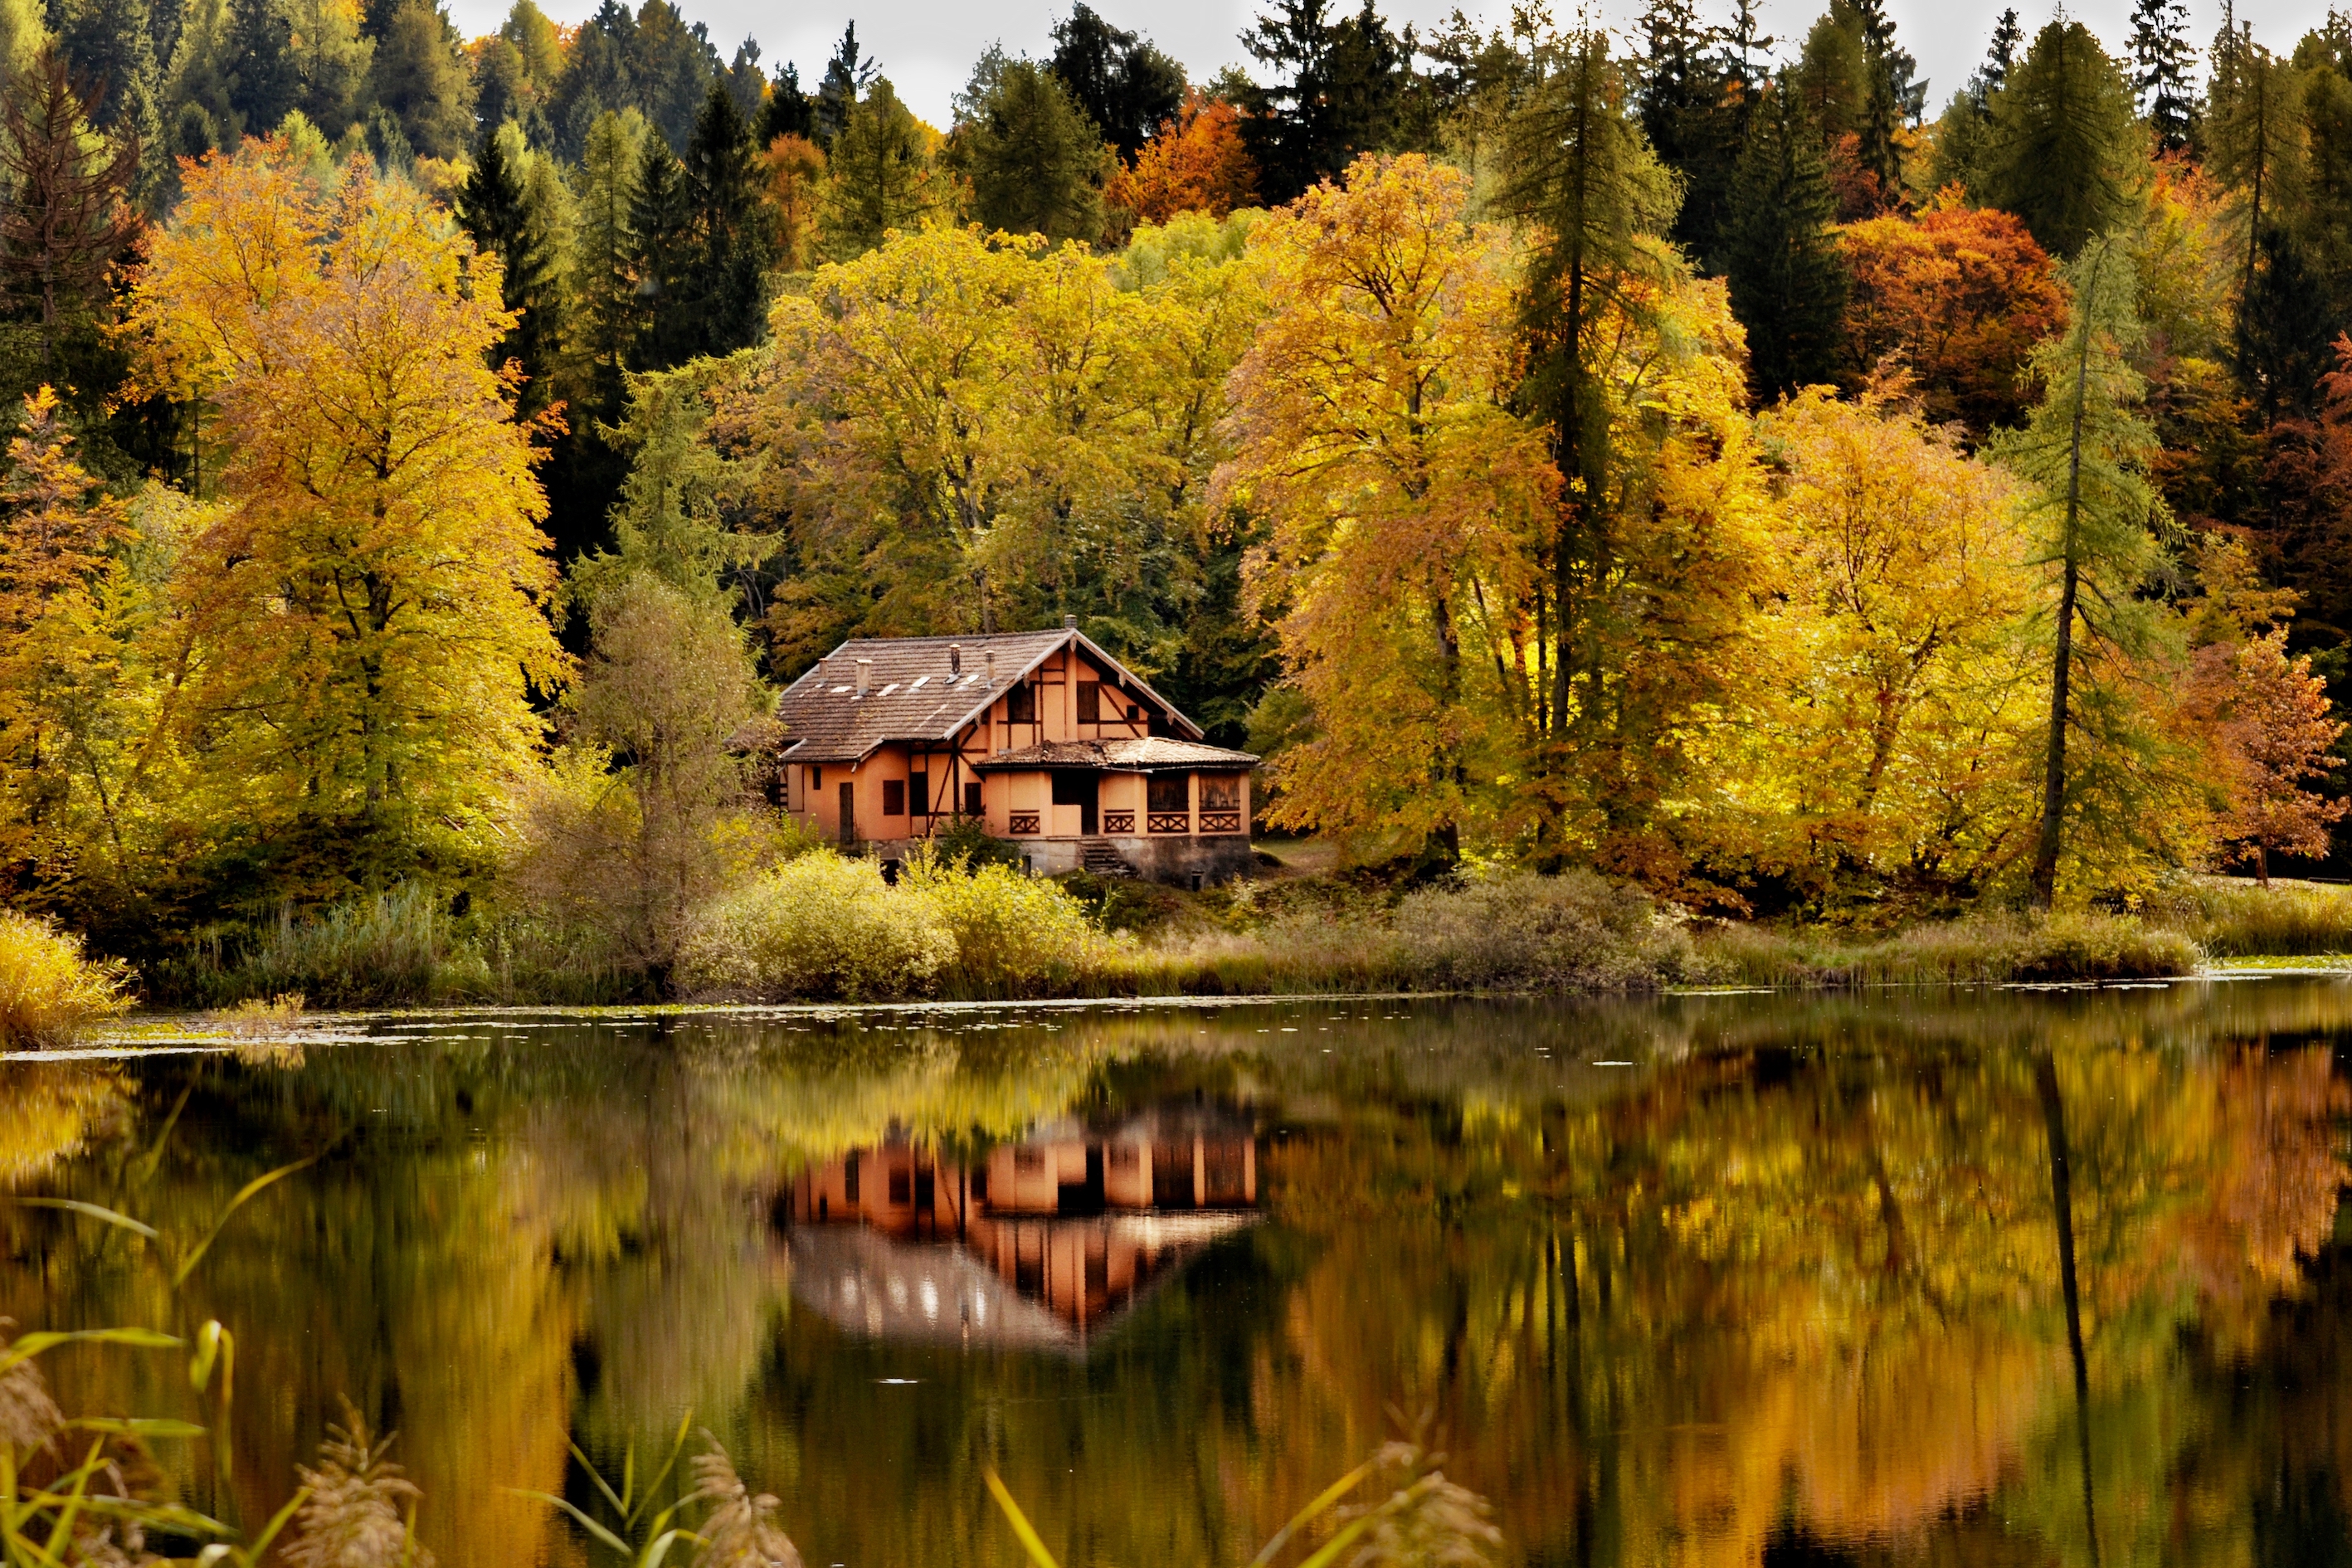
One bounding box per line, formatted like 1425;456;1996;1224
948;56;1106;243
1724;87;1846;399
811;22;871;149
2207;24;2306;309
546;0;631;158
1047;2;1182;159
1977;17;2140;256
818;77;936;260
1989;236;2172;906
757;59;812;144
364;0;471;158
572;106;643;418
627;134;694;367
456;122;566;410
223;0;295;134
679;78;771;353
1638;0;1751;268
2129;0;2198;150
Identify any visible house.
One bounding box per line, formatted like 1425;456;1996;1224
772;624;1260;883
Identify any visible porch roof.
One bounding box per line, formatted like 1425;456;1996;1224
972;738;1259;773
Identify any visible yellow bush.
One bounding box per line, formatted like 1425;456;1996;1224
0;909;133;1049
680;852;955;1000
903;849;1097;996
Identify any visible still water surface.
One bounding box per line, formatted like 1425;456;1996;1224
4;982;2352;1566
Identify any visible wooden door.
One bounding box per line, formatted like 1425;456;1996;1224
838;781;855;845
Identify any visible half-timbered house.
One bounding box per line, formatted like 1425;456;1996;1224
773;626;1259;883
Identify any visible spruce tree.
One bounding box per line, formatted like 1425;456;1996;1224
0;46;139;368
456;123;566;410
2207;25;2306;309
627;0;718;152
1047;2;1184;159
2130;0;2197;150
949;56;1106;242
628;136;694;368
547;0;633;159
757;60;812;144
1978;18;2141;256
223;0;297;135
366;0;473;158
1724;87;1846;400
722;37;762;116
1638;0;1747;267
1928;8;2024;194
56;0;160;182
1989;237;2169;906
2238;222;2335;422
573;107;643;424
1848;0;1920;198
679;79;770;354
1237;0;1414;202
812;22;872;149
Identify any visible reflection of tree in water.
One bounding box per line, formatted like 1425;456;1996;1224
0;989;2346;1567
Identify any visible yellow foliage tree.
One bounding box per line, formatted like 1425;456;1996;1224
126;142;567;894
1215;153;1555;854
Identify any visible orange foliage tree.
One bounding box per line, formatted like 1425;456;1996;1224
1106;91;1259;224
762;132;826;271
124;139;567;889
2205;629;2347;884
1837;195;2067;437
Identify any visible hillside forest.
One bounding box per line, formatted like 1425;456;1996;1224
4;0;2352;987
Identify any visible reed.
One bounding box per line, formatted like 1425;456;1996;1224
0;908;134;1048
1694;910;2203;987
2140;878;2352;958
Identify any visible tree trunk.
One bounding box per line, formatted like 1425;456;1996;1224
2036;1053;2102;1566
2031;247;2107;908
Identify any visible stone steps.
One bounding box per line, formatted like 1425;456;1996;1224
1079;839;1136;878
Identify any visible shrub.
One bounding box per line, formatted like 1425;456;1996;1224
151;884;491;1008
680;852;955;1000
0;909;134;1048
926;815;1025;872
904;850;1097;996
1395;869;1698;991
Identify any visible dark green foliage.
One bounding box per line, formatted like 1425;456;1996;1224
950;56;1106;242
224;0;297;136
366;0;474;158
1235;0;1419;202
455;127;563;410
820;78;932;260
930;814;1025;871
1982;7;2023;95
2238;224;2336;422
1724;89;1846;401
721;36;762;116
1847;0;1919;197
1790;0;1915;206
55;0;160;188
1634;0;1760;270
627;137;694;367
1976;18;2141;256
472;36;553;149
757;60;813;144
1048;2;1185;160
2129;0;2198;150
813;22;873;149
543;0;718;158
547;0;633;158
676;80;772;353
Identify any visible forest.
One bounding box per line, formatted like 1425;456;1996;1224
2;0;2350;1001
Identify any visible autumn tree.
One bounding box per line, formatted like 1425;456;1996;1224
762;132;825;270
1104;91;1258;223
2209;629;2346;883
1836;197;2067;436
125;141;567;895
1215;154;1554;856
0;47;139;369
1990;236;2176;905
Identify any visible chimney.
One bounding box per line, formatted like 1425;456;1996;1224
985;650;997;684
855;658;873;697
948;643;962;675
1063;614;1077;630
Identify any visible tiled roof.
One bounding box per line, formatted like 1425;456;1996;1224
973;738;1259;772
773;631;1203;763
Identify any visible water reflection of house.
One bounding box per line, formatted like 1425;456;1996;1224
776;1112;1257;1352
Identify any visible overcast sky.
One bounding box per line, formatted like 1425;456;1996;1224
445;0;2339;130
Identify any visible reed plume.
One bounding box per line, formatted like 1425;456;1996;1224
687;1434;801;1568
282;1400;434;1568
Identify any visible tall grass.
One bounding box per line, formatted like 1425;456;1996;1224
2141;878;2352;958
1695;910;2203;987
0;908;134;1048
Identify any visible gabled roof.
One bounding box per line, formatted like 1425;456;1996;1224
773;630;1204;765
973;738;1259;772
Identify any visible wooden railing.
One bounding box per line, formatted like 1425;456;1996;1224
1199;811;1243;835
1007;812;1040;835
1147;811;1191;834
1102;811;1135;834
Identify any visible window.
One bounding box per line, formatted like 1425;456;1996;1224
1076;681;1101;723
808;765;822;790
882;779;906;816
888;1168;911;1205
908;771;928;816
964;781;984;816
1200;775;1240;811
1006;682;1037;723
970;1167;989;1201
843;1152;859;1204
1127;704;1141;724
1147;773;1188;812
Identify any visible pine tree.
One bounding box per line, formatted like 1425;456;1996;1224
455;122;565;408
0;48;139;368
1637;0;1744;266
1493;26;1679;751
2208;24;2306;312
627;136;693;367
1236;0;1414;202
573;107;643;419
223;0;297;134
757;59;812;144
627;0;718;152
365;0;472;158
818;78;937;260
1927;8;2024;195
1848;0;1920;199
2130;0;2197;150
546;0;632;158
55;0;160;190
2238;222;2335;422
1047;2;1184;160
812;22;872;149
1983;8;2023;95
1724;87;1845;399
721;36;761;116
1978;18;2141;256
678;79;770;354
1989;236;2171;906
949;56;1106;242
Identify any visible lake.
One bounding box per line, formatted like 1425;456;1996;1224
3;981;2350;1566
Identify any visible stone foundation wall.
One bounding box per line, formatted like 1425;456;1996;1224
869;834;1254;886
